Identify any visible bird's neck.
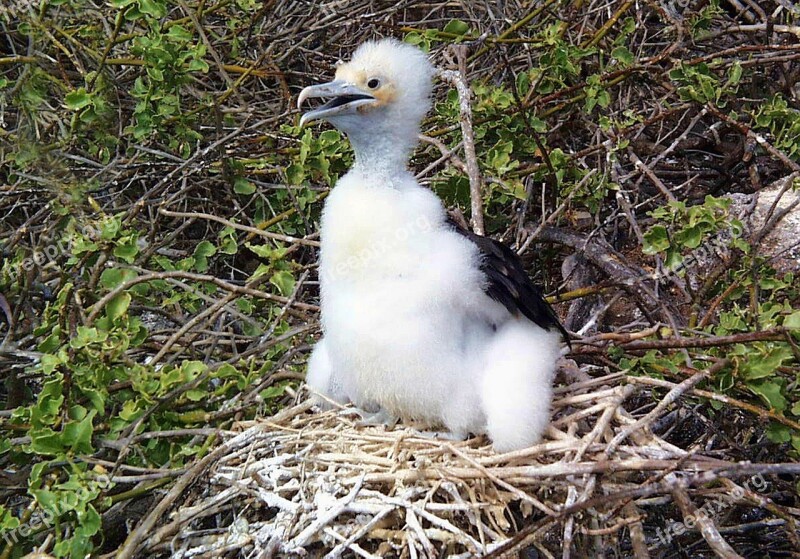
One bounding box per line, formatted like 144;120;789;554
347;126;417;181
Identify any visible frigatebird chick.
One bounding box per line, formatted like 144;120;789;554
298;39;568;452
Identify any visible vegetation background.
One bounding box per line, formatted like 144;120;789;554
0;0;799;556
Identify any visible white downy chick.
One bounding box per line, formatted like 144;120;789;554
299;38;568;452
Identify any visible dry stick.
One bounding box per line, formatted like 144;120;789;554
562;386;635;557
606;359;729;454
145;489;248;553
536;226;665;323
582;0;636;47
323;508;395;559
698;280;743;328
115;429;257;559
705;104;800;173
627;150;678;203
647;107;709;171
445;443;557;516
522;169;597;251
625;375;800;431
158;207;320;247
176;0;240;100
405;508;436;557
149;290;237;366
719;478;800;550
619;328;789;351
289;474;366;548
672;487;744;559
361;457;728;484
708;23;800;38
417;134;467;177
123;123;249;224
751;172;800;246
562;484;579;559
469;0;558;60
486;463;800;559
681;43;800;66
622;502;650;559
86;270;318;325
439;53;484;235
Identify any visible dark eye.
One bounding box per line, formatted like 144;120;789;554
367;78;381;89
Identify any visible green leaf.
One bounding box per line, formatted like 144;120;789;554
187;58;209;72
529;117;547;133
38;329;62;353
0;506;20;530
728;61;743;85
147;65;165;82
113;242;139;263
766;422;791;444
443;19;469;36
236;298;253;314
62;410;96;454
285;163;304;185
194;241;217;272
100;268;137;289
182;360;207;378
80;387;106;414
677;225;703;249
748;380;787;412
319;129;341;145
137;0;166;17
79;505;102;536
219;235;238;255
167;24;193;41
65;88;92;110
246;242;284;259
119;400;143;422
70;326;105;348
744;346;792;379
270;270;295;296
29;428;65;455
611;46;635;66
260;384;285;400
643;225;670;254
106;292;131;322
31;376;64;427
185;389;206;402
234;177;256;195
194;240;216;258
784;311;800;329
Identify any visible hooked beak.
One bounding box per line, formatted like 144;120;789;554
297;79;376;127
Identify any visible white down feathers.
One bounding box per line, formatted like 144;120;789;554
303;39;562;452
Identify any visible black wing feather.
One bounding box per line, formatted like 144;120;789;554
448;217;570;345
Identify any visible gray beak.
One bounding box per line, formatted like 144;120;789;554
297;79;376;127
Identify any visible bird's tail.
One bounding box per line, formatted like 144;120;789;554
306;338;351;408
479;321;561;452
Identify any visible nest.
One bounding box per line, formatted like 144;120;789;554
126;366;800;558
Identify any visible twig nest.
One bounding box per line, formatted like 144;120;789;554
132;369;787;557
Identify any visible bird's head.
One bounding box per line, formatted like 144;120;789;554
298;39;434;164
